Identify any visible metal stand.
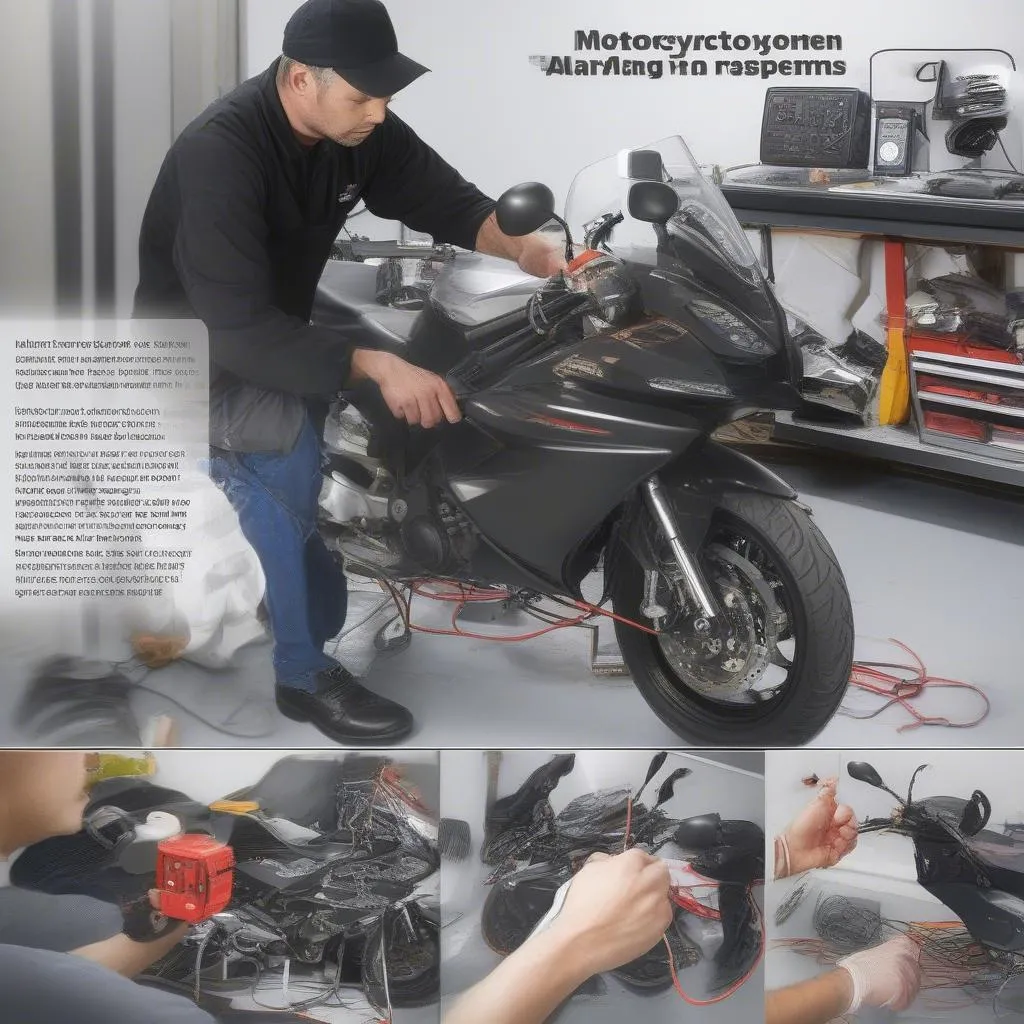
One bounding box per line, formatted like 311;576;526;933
588;623;630;678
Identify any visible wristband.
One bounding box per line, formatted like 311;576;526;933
774;834;791;880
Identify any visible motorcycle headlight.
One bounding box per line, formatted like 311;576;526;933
688;299;774;356
566;250;640;327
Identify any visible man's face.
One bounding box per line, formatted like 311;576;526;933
307;71;391;146
0;751;92;849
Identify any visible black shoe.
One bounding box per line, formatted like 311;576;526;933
275;666;413;745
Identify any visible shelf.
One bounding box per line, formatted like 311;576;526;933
722;183;1024;248
771;411;1024;488
918;391;1024;422
910;359;1024;392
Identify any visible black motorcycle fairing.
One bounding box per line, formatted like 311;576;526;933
611;905;703;992
922;882;1024;952
631;260;800;398
604;439;797;585
482;754;576;864
674;817;766;886
712;884;762;992
481;863;572;955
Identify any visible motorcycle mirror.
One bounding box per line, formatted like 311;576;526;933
959;790;992;837
673;813;721;850
627;181;681;225
626;149;668;182
495;182;557;237
655;768;692;809
634;752;668;802
847;761;886;789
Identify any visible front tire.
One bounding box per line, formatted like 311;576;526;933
610;491;854;746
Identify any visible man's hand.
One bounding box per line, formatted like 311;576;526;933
838;934;923;1013
516;233;567;279
548;849;674;975
76;890;189;979
474;211;567;279
120;888;190;945
350;349;462;428
776;777;858;878
444;850;673;1024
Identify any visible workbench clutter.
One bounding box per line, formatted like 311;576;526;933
715;48;1024;484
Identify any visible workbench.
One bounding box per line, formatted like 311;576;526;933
721;175;1024;488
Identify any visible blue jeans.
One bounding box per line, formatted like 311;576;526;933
207;415;348;692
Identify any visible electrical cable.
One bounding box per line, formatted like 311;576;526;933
380;575;661;645
622;792;764;1005
841;639;990;731
998;134;1022;174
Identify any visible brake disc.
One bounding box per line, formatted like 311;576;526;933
657;543;781;699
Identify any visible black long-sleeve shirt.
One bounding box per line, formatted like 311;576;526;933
134;58;495;452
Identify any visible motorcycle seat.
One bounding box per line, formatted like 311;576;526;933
970;835;1024;873
311;260;419;356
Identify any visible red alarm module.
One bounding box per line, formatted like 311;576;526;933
155;833;236;923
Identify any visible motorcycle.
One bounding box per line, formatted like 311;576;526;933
475;752;764;995
848;760;1024;956
311;134;854;747
10;756;440;1018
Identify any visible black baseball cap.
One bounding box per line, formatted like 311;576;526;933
282;0;429;99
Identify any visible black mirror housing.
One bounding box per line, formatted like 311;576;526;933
847;761;887;790
627;180;680;225
495;182;557;237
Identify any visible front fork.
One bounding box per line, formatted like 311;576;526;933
641;475;723;626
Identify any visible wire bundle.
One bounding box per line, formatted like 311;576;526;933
842;638;991;731
774;893;1020;1015
621;794;765;1006
812;894;885;953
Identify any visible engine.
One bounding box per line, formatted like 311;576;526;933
318;400;476;576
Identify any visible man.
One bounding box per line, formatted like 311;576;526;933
0;750;214;1023
133;0;563;746
766;779;923;1023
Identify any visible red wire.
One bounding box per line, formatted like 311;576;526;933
845;639;990;731
664;890;766;1006
386;578;661;643
622;795;763;1005
391;584;989;734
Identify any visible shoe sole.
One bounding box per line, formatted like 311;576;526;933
276;701;413;745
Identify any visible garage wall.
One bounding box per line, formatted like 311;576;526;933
243;0;1024;238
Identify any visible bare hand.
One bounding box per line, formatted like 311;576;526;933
779;778;858;877
517;233;567;279
547;849;673;975
350;350;461;428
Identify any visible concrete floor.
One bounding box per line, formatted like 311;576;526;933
1;448;1020;750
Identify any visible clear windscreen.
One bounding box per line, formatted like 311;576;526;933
564;135;763;275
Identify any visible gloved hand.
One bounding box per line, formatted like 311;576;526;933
837;934;923;1013
775;778;858;878
120;888;181;943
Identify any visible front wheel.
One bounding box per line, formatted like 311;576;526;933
610;491;854;746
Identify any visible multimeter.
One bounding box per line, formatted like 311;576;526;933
873;103;927;177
